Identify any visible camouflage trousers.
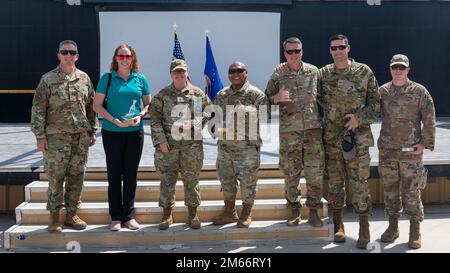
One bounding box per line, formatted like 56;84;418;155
44;132;91;213
379;149;426;222
155;142;203;208
279;129;324;209
324;142;372;214
217;142;260;205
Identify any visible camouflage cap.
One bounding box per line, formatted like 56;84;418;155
341;130;356;160
170;59;188;72
390;54;409;67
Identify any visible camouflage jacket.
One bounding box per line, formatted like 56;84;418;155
213;81;267;147
150;82;212;148
265;61;322;132
31;67;98;140
317;59;380;147
378;80;436;151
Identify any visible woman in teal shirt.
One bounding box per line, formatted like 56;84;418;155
93;44;151;231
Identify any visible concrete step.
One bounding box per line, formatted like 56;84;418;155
15;198;328;225
4;219;330;250
38;164;285;180
26;178;307;202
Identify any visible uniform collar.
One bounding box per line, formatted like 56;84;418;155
284;61;305;74
333;58;355;74
55;66;78;81
390;79;411;91
170;81;193;95
230;81;250;94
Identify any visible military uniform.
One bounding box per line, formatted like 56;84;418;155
378;80;435;222
150;82;211;208
317;59;380;214
31;67;98;213
266;62;324;209
213;81;266;205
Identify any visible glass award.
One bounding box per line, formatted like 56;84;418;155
122;99;138;123
401;127;416;152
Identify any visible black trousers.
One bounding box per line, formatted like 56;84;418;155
102;129;144;222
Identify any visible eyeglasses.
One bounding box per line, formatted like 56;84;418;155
285;49;302;55
228;68;246;74
116;55;133;60
390;64;407;71
59;50;78;55
330;45;348;51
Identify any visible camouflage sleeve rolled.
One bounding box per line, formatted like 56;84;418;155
30;77;49;140
419;89;436;150
354;71;380;126
200;93;213;128
150;94;167;147
254;88;268;108
86;78;99;135
264;74;279;105
316;68;324;107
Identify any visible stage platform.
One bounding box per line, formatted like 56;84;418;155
0;118;449;182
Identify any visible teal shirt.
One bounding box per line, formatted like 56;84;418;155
96;70;150;132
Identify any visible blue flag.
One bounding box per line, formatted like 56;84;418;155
204;36;223;101
173;32;185;60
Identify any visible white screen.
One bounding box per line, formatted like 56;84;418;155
99;11;280;95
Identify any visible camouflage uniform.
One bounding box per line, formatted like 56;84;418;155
213;81;267;205
266;62;324;209
378;80;435;222
317;59;380;214
151;82;211;208
31;67;98;213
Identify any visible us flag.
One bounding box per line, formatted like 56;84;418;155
173;32;185;60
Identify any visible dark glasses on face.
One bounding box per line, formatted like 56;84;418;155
228;68;246;74
330;45;348;51
285;49;302;55
390;65;407;71
59;50;78;55
116;55;133;60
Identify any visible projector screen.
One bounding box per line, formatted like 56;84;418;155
99;11;280;95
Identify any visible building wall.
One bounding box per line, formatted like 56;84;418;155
1;0;449;122
0;0;98;122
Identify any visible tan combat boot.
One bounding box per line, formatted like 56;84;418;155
158;207;173;230
237;203;253;228
380;216;399;243
186;206;201;229
308;209;323;227
333;209;346;242
409;219;421;249
48;211;62;233
212;199;239;225
357;214;370;249
287;203;300;226
64;211;87;230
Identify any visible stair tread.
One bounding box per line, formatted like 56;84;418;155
19;198;327;214
27;178;303;192
7;219;330;235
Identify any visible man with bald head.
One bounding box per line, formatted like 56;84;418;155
210;62;267;228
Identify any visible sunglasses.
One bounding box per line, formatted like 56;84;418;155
228;68;246;74
59;50;78;55
116;54;133;60
390;64;407;71
285;49;302;55
330;45;348;51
